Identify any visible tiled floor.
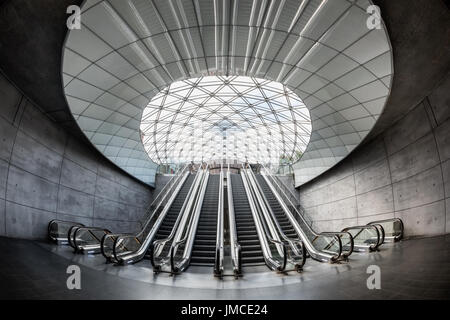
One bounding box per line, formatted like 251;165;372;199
0;235;449;299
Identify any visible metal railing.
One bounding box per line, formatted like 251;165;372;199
368;218;403;242
259;164;347;262
100;232;132;262
48;219;84;244
341;225;383;252
106;164;190;264
214;165;224;277
274;176;300;203
150;167;205;273
170;165;210;274
245;167;306;271
240;166;287;272
71;226;112;254
326;218;403;252
226;165;242;277
140;164;190;226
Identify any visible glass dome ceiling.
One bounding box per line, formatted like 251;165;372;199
141;76;311;164
61;0;394;187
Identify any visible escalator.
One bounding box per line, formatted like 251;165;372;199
253;166;349;262
190;175;220;266
230;173;265;266
152;167;209;273
151;174;196;246
255;175;298;240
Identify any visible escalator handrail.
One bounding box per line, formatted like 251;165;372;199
48;219;84;242
326;231;354;258
170;166;210;273
101;232;132;262
245;168;285;256
367;218;403;241
273;176;314;226
214;166;224;277
246;167;306;270
316;231;353;258
113;170;191;264
127;165;189;240
112;233;144;262
72;226;112;252
274;176;302;208
150;169;204;271
227;168;242;276
259;164;343;262
241;166;286;272
103;165;189;261
341;225;381;251
371;223;385;245
145;164;189;223
67;225;83;249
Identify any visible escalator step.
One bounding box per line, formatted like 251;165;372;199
190;256;215;265
192;250;215;257
241;250;263;257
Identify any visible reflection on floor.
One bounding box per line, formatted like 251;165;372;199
0;235;449;299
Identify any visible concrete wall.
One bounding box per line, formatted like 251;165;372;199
299;73;450;238
153;174;173;200
0;72;153;240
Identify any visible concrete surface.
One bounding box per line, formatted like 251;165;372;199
1;235;449;299
299;72;450;237
368;0;450;139
0;0;84;137
0;72;153;240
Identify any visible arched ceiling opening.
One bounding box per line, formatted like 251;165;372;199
141;75;311;165
62;0;393;187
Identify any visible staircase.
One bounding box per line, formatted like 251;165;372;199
255;175;298;239
230;174;265;266
190;175;220;266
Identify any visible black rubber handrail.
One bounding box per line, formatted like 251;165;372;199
249;169;306;271
319;231;354;259
104;164;189;264
112;234;141;262
170;166;210;274
73;226;112;253
67;225;83;250
214;166;224;278
370;223;385;246
226;168;243;277
259;165;344;262
101;232;132;262
48;219;84;242
342;225;381;251
151;169;203;273
368;218;403;241
242;166;289;272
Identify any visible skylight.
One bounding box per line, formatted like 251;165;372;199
140;76;312;165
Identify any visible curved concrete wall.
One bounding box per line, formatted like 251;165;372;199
0;72;153;240
299;73;450;237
